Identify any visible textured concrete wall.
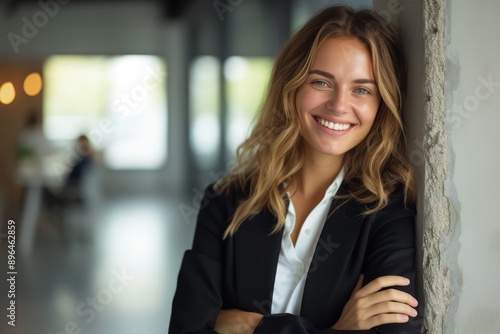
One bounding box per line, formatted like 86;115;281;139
422;1;452;333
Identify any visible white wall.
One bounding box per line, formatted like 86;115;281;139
446;0;500;332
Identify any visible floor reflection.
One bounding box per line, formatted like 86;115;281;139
0;193;195;334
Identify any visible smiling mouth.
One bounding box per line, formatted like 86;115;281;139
314;116;352;131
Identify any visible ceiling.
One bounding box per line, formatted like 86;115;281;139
3;0;190;19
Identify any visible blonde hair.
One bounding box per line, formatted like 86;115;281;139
216;5;416;238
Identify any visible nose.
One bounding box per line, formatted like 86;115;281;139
326;89;348;114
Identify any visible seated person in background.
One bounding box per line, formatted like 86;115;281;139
43;134;94;213
64;135;93;196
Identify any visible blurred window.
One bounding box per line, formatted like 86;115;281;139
189;56;273;168
189;56;221;170
224;57;273;155
43;55;167;170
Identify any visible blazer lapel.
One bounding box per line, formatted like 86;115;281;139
300;192;368;327
234;207;284;315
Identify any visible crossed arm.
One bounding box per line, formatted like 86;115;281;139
215;275;418;333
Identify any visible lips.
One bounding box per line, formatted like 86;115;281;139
314;116;352;131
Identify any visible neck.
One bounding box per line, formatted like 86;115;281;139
292;147;344;198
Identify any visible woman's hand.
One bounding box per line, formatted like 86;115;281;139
215;309;264;334
332;275;418;330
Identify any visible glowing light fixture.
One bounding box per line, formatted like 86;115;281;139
23;72;43;96
0;82;16;105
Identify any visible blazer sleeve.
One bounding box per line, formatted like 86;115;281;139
168;184;229;334
360;189;420;333
254;314;377;334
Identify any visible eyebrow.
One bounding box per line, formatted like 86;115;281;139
309;69;377;85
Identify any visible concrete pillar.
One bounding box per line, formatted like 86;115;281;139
375;1;453;332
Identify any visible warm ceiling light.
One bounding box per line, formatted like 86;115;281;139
0;82;16;105
23;72;43;96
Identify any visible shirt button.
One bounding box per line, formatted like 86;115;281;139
304;228;311;235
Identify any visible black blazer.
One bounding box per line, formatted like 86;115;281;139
169;182;420;334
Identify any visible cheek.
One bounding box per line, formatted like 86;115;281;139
360;109;380;141
358;101;380;126
295;85;324;111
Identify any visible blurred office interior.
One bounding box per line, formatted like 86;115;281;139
0;0;372;333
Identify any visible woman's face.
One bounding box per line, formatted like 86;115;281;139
295;37;381;160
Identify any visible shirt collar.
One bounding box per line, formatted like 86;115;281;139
324;166;345;198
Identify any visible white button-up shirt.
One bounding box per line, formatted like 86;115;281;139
271;167;345;315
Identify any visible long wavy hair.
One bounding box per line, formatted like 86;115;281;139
216;5;416;238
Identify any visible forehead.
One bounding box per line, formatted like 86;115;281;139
311;37;374;77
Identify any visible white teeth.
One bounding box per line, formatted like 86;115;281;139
316;117;351;131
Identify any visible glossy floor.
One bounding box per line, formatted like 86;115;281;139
0;193;196;334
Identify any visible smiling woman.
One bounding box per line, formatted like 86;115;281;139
296;37;381;160
169;5;418;334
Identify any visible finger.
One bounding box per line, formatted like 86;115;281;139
360;288;418;309
355;275;410;298
364;301;418;319
363;313;412;329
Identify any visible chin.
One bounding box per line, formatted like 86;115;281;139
314;144;348;158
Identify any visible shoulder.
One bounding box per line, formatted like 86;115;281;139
375;184;416;222
202;180;249;209
367;184;416;240
195;181;249;227
190;181;252;253
338;181;415;219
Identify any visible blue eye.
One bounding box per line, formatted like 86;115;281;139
355;87;369;94
312;80;329;88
